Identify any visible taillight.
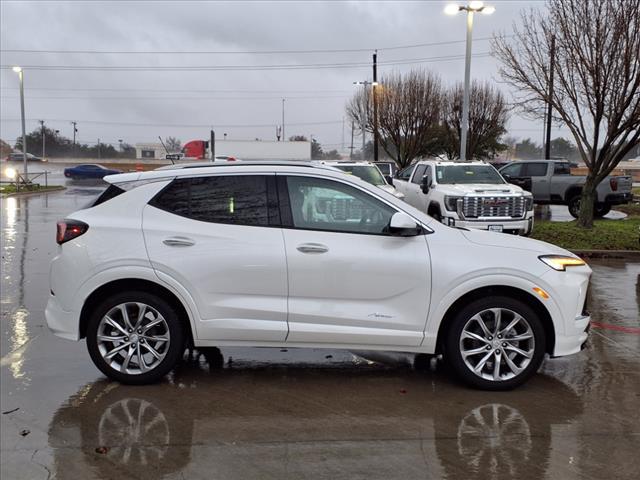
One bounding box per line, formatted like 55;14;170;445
609;178;618;191
56;219;89;245
227;156;236;162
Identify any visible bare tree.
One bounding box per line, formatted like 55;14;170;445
441;80;510;160
165;136;182;153
493;0;640;227
346;70;443;168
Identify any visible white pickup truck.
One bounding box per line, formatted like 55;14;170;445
392;160;535;235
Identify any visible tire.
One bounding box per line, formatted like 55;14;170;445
594;203;611;218
444;296;546;390
568;195;581;218
86;291;185;385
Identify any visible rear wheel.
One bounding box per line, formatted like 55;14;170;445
86;291;185;385
444;296;546;390
567;196;581;218
594;203;611;217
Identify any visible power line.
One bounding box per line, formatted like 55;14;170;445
0;52;492;72
0;117;344;128
0;36;502;55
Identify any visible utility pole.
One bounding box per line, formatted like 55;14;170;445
40;120;45;159
373;51;379;163
544;35;556;160
97;139;101;160
210;130;215;160
282;98;285;141
71;121;77;157
350;121;355;160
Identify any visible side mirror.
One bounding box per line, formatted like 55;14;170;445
502;173;511;181
388;212;421;236
421;174;432;194
384;175;393;185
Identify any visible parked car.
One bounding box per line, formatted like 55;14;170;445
372;161;398;179
317;160;405;199
5;152;45;162
46;161;591;390
499;160;633;218
393;161;534;235
64;164;123;180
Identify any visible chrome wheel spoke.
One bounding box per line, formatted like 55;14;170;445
462;330;490;345
121;345;136;372
105;316;128;336
136;344;147;372
145;334;168;343
504;344;533;359
474;351;493;373
471;314;492;339
134;303;148;330
490;308;502;336
492;351;502;380
105;342;130;360
120;304;134;331
142;318;164;333
507;332;533;342
98;334;127;342
463;345;489;358
503;352;523;375
499;314;523;336
141;342;161;360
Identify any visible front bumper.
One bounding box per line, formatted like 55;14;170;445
45;293;80;341
552;314;590;357
441;215;534;234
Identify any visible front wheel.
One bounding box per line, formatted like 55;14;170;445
444;297;546;390
86;291;185;385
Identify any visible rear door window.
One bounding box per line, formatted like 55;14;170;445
150;175;278;227
523;163;548;176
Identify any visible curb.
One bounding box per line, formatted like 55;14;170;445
1;186;66;198
572;249;640;259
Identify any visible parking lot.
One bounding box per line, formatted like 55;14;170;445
1;174;639;480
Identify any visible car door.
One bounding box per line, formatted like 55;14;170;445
143;174;289;342
500;163;531;192
392;164;416;198
405;164;428;210
279;174;431;347
523;162;551;201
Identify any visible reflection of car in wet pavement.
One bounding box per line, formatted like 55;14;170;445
47;360;581;480
63;164;122;180
45;162;594;390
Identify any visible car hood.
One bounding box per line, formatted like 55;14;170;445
436;183;527;196
461;228;574;256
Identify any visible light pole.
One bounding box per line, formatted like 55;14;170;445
353;80;378;160
445;1;495;161
13;66;28;181
282;98;285;142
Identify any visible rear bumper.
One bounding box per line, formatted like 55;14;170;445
45;294;80;341
552;314;590;357
604;192;632;205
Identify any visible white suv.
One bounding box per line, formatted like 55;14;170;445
46;161;591;389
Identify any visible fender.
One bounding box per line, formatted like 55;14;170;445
71;266;200;342
422;272;563;351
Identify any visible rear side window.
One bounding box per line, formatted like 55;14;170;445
150;175;277;227
92;184;126;207
524;163;548;176
553;163;571;175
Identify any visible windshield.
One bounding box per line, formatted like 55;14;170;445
334;165;386;186
436;165;504;185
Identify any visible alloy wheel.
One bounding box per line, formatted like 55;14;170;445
96;302;171;375
459;308;535;382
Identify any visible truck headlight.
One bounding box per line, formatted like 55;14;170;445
525;196;534;211
444;196;462;211
539;255;586;271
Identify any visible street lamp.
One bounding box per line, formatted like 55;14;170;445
444;1;495;161
12;66;28;180
353;80;378;160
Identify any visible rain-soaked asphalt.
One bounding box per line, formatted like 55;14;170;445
1;167;639;479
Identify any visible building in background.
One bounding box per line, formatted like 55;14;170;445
135;139;311;161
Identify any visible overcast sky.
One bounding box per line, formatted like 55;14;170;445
0;0;564;153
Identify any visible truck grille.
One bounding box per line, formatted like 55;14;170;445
462;196;526;218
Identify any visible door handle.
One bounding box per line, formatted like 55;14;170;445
296;243;329;254
163;237;195;247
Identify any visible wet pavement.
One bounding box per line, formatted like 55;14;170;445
1;179;639;479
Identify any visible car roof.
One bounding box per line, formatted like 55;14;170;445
105;161;336;184
316;161;376;166
416;160;490;166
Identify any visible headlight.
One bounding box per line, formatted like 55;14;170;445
444;196;462;211
525;195;534;211
539;255;586;271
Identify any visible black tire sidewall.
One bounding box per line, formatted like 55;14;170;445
445;296;546;390
86;291;185;385
568;196;581;218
